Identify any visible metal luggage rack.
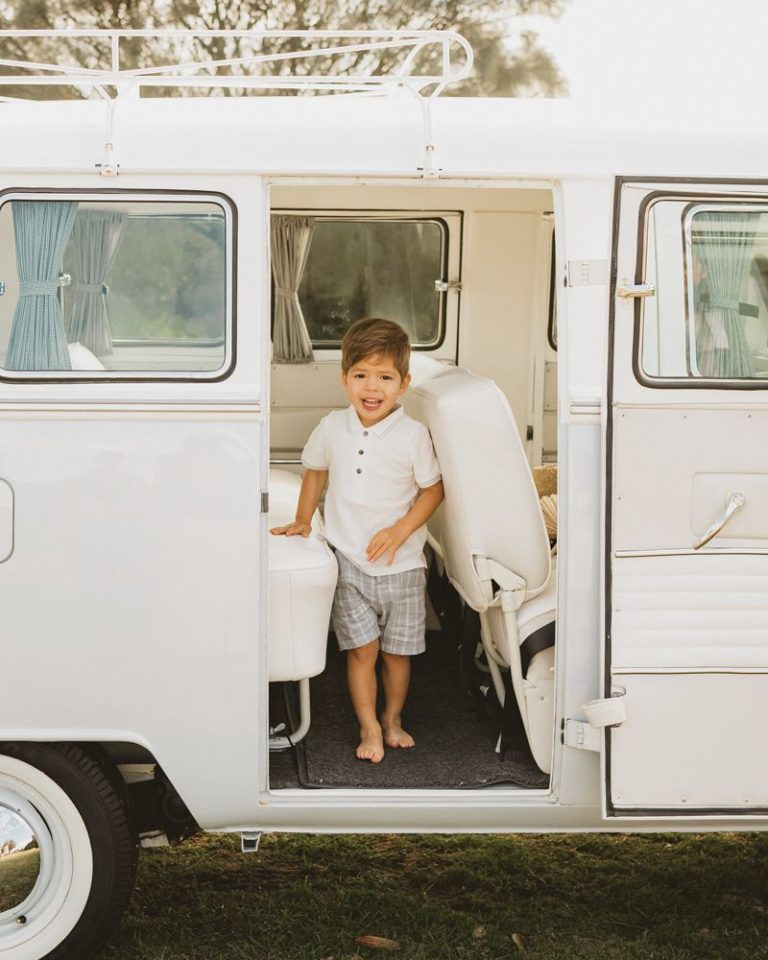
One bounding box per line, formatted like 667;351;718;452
0;29;473;101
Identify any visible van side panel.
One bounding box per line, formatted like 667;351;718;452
0;410;264;827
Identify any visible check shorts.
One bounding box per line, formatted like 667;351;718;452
332;551;426;656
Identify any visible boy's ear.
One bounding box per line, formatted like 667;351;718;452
400;372;412;394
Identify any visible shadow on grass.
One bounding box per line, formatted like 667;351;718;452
103;832;768;960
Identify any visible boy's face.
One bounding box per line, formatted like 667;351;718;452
341;353;411;427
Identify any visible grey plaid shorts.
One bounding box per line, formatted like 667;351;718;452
332;551;427;656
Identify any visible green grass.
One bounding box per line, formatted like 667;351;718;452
0;849;40;908
101;832;768;960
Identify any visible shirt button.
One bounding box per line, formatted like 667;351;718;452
363;431;369;436
356;468;362;474
358;449;364;455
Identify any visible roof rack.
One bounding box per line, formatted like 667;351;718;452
0;29;473;101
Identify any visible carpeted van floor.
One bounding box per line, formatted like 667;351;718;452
269;631;548;790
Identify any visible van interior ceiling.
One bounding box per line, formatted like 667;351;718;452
266;183;558;791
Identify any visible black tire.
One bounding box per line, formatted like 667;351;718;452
0;742;138;960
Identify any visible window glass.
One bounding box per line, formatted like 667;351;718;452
0;197;228;376
296;218;445;346
641;200;768;381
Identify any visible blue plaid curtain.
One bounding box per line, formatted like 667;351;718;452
6;201;78;371
695;211;756;378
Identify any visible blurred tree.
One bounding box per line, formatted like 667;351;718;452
0;0;567;97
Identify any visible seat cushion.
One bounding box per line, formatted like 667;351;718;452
268;534;337;682
268;467;337;683
269;466;324;533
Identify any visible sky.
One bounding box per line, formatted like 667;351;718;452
519;0;759;107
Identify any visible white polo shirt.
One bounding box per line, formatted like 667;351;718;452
302;405;441;577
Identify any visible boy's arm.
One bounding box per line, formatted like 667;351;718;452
366;480;444;565
270;468;329;537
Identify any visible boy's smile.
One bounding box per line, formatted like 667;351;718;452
341;353;411;427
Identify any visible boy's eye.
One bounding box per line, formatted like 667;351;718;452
381;375;392;381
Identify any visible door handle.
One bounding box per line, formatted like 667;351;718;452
692;491;746;550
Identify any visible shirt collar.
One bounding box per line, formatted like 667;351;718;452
346;404;405;437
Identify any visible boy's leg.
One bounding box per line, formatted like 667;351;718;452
380;652;415;749
347;639;385;762
378;566;426;749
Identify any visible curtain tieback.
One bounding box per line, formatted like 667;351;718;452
709;297;740;312
75;282;108;295
19;280;59;297
275;286;300;303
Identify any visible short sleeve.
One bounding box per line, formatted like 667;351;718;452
411;422;442;488
301;416;330;470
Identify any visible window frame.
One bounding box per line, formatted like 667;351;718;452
271;209;458;353
547;231;557;351
634;191;768;390
0;188;236;384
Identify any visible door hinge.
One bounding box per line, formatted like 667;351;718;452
583;691;626;728
563;719;601;752
261;492;269;514
563;690;627;753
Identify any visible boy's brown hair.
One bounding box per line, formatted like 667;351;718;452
341;317;411;379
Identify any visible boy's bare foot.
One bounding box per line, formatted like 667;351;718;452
382;720;415;749
357;727;385;763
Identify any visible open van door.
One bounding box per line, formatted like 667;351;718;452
603;179;768;816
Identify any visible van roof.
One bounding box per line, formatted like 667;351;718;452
0;93;765;181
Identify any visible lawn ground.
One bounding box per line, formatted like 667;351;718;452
0;849;40;907
102;832;768;960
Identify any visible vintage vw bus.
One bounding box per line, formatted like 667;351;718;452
1;28;767;960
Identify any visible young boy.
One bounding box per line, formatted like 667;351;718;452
270;318;444;763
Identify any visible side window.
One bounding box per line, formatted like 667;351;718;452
640;199;768;382
272;215;448;349
0;195;231;378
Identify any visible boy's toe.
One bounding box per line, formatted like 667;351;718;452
357;732;385;762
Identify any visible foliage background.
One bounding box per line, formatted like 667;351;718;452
0;0;568;98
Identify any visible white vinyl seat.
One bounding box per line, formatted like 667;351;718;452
404;369;556;774
268;468;337;749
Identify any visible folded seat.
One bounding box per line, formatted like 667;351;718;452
404;369;556;774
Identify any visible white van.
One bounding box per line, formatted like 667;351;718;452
2;28;768;960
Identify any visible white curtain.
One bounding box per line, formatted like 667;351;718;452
695;211;755;378
271;215;315;363
69;209;127;357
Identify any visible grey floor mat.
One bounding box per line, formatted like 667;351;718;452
270;631;548;790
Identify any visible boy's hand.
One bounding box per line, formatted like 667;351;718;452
270;520;312;537
366;523;408;566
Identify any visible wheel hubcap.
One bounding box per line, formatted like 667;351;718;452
0;757;93;956
0;802;43;918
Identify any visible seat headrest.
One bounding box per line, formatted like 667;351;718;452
408;353;453;388
406;369;551;611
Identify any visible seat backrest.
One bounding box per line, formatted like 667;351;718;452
405;368;551;611
408;353;453;388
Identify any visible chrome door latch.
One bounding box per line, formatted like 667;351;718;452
693;491;746;550
434;279;462;293
616;281;656;298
